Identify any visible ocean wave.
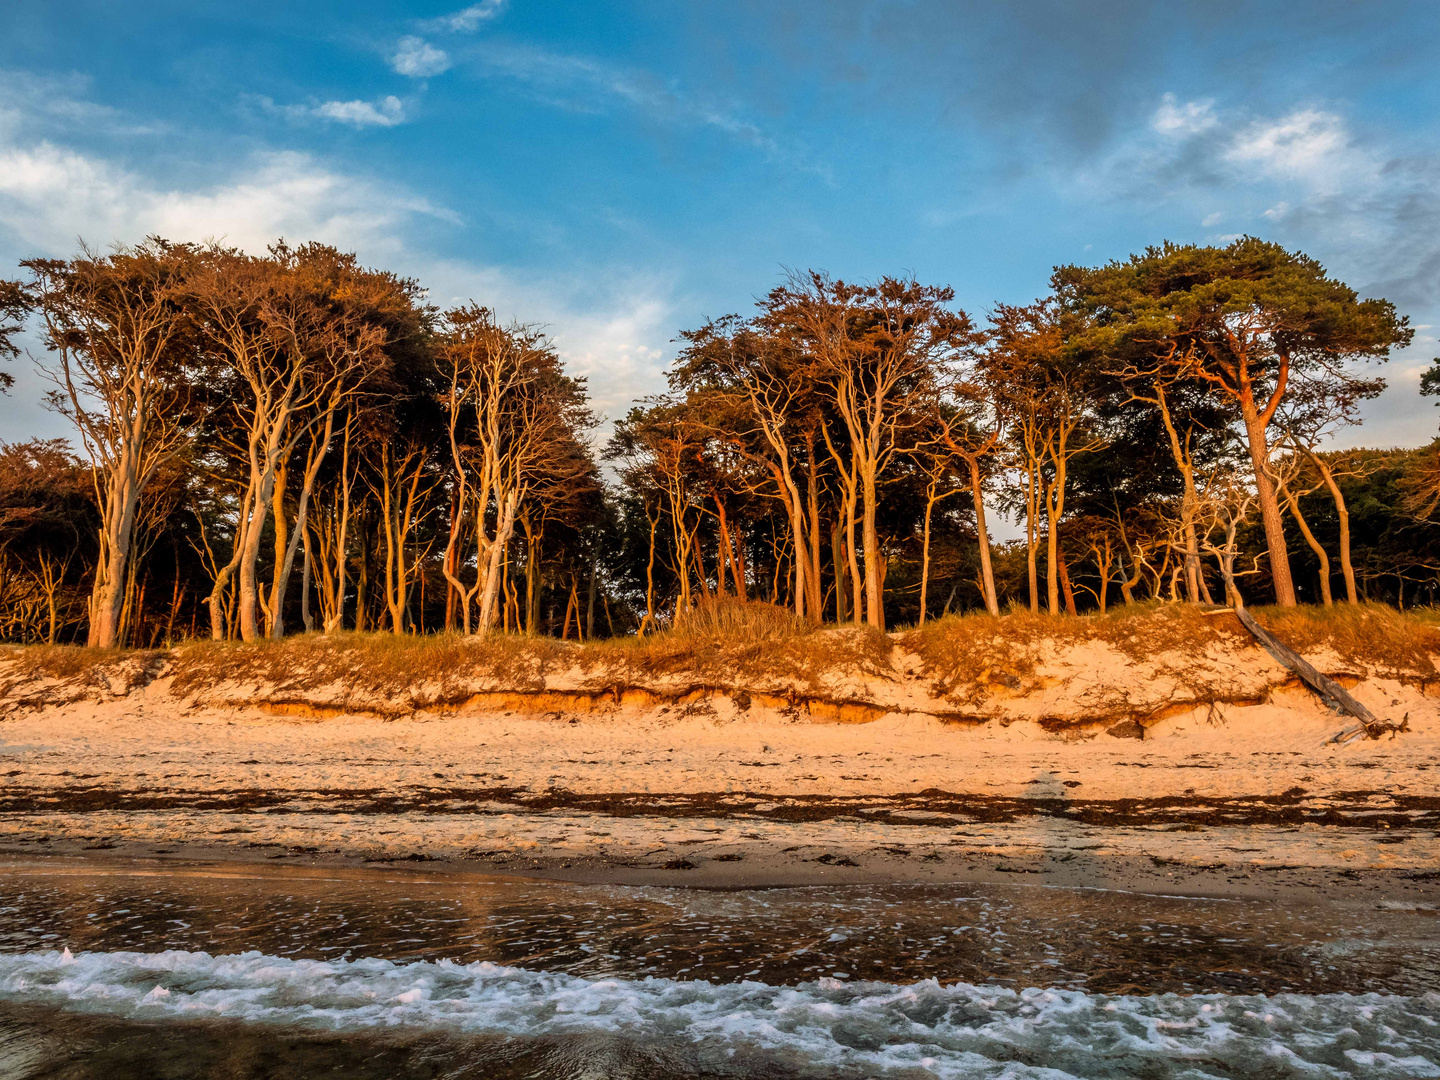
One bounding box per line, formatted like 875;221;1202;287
1;949;1438;1079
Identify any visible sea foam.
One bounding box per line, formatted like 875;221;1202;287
1;949;1437;1078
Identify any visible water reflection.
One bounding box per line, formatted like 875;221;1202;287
1;857;1434;995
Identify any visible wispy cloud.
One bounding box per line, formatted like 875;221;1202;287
467;43;826;177
1151;93;1217;137
313;96;406;128
424;0;506;34
390;36;451;79
1221;109;1356;189
0;69;161;138
254;94;408;129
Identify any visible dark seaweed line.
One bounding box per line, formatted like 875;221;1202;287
2;785;1437;830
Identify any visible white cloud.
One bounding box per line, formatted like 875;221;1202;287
0;137;453;258
1152;92;1217;136
1262;201;1289;220
390;36;451;78
426;0;506;33
422;257;676;425
1223;108;1355;186
1201;211;1222;226
313;95;405;128
0;87;675;439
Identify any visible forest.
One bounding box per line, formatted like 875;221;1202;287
0;234;1437;649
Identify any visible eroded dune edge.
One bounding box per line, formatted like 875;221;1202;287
1;605;1437;904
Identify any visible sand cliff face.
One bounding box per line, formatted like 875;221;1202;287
1;611;1432;739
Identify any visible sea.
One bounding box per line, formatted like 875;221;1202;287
0;857;1436;1078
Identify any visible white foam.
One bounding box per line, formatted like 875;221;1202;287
1;949;1438;1079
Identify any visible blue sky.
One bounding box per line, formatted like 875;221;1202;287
3;0;1440;445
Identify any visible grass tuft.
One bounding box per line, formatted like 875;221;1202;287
167;632;568;699
0;644;163;685
583;597;894;690
902;601;1440;702
1247;603;1440;679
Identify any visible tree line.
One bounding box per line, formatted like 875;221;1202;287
1;235;1438;648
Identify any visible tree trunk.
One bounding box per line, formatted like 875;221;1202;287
919;491;935;626
1024;463;1040;612
968;461;999;616
1305;450;1358;604
88;460;143;649
830;520;848;623
477;489;519;633
1058;553;1077;616
861;462;883;628
586;557;597;640
301;533;314;633
805;441;824;622
526;520;542;636
1283;489;1333;605
844;483;862;623
1241;406;1296;606
238;457;280;642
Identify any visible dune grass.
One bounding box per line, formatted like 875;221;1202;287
583;598;893;689
4;600;1436;704
0;643;165;686
161;598;892;698
166;631;568;699
903;601;1440;701
1246;603;1440;679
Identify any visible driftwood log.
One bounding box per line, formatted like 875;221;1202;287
1209;605;1409;744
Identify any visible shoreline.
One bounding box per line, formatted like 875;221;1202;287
4;841;1437;907
5;796;1436;908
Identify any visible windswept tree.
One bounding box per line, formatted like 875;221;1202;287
1274;375;1385;604
670;316;825;621
764;272;975;628
933;384;1003;616
25;241;202;648
438;306;594;635
0;439;94;643
607;400;711;619
189;243;414;641
983;299;1103;615
1056;238;1411;606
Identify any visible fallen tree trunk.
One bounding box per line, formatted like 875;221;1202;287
1218;605;1408;744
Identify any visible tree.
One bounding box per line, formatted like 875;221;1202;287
1055;237;1411;606
188;244;405;641
438;307;593;635
670;316;824;621
0;439;93;643
765;272;975;628
1274;374;1385;605
25;241;201;648
0;278;30;393
983;299;1103;615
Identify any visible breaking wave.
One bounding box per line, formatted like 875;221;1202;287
1;948;1438;1078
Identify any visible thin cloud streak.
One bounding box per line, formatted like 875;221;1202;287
423;0;507;34
462;42;829;178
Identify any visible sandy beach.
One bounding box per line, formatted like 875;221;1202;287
2;625;1436;906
